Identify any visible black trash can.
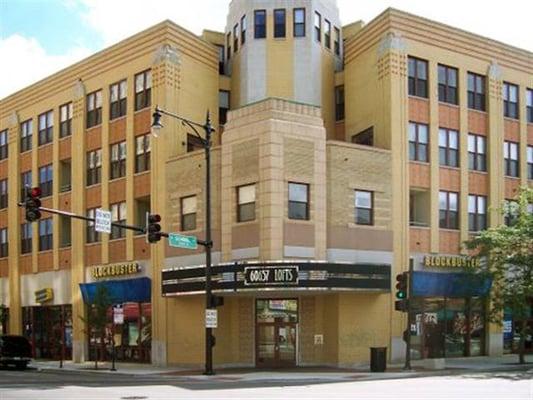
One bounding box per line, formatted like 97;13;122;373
370;347;387;372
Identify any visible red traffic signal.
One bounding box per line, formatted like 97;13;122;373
25;187;42;222
146;213;162;243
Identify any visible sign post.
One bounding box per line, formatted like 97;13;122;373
95;208;112;234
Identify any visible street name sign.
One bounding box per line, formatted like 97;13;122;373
168;233;198;249
95;208;112;234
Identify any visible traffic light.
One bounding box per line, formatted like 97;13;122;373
394;272;409;312
25;187;42;222
395;272;408;299
146;213;162;243
210;295;224;308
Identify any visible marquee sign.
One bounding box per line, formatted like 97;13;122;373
423;255;480;269
244;266;299;286
92;262;141;279
35;288;53;304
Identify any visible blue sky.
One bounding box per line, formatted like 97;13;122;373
0;0;532;99
1;0;101;54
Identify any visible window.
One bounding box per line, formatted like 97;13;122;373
293;8;305;37
324;19;331;49
20;171;32;200
181;196;197;231
334;85;344;121
0;178;7;217
86;208;100;243
38;110;53;145
503;82;519;119
59;215;71;248
408;57;428;98
111;202;126;239
86;149;102;186
59;102;73;138
527;89;533;123
241;15;246;45
352;127;374;146
20;119;32;153
438;65;458;105
467;72;486;111
135;134;151;173
438;128;459;167
0;129;7;160
439;191;459;229
314;12;321;42
504;200;519;226
468;195;487;232
503;141;519;177
237;184;256;222
409;122;429;162
355;190;373;225
134;70;151;111
86;90;102;128
110;141;126;179
38;218;53;251
59;159;71;192
288;182;309;220
468;134;487;172
226;32;231;60
0;228;7;258
110;80;127;120
39;164;53;197
0;179;7;209
233;24;239;52
527;146;533;179
274;9;286;38
217;45;225;74
219;90;230;125
21;223;32;254
254;10;266;39
334;27;340;55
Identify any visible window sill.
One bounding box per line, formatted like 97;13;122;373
409;223;430;229
134;170;150;177
285;218;313;225
109;237;126;243
109;176;126;183
134;107;151;115
439;228;460;233
504;176;521;180
37;249;53;254
409;160;430;166
38;142;53;148
234;219;257;227
469;170;488;175
408;95;429;102
86;183;101;189
59;245;72;250
503;117;519;122
85;242;101;247
86;124;102;132
347;222;385;230
467;108;487;115
109;115;127;123
59;134;72;141
20;149;32;155
438;101;459;108
439;165;460;171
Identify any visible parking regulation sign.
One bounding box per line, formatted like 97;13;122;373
95;208;112;234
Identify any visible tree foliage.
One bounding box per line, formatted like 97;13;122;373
464;187;533;363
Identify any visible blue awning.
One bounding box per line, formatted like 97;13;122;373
79;277;151;304
412;271;492;298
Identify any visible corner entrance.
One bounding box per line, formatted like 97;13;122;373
255;299;297;368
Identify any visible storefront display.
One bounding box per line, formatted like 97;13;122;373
503;298;533;354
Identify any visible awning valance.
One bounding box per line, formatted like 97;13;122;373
412;271;492;298
79;277;151;304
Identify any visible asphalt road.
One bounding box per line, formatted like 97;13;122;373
0;367;531;399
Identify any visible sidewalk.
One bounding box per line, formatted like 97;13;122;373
30;354;533;382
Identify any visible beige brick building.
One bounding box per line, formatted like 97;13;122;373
0;1;531;368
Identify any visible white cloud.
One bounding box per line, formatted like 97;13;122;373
0;34;91;99
79;0;227;47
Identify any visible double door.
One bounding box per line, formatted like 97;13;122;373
257;321;297;368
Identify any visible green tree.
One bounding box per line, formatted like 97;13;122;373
80;284;112;369
464;187;533;364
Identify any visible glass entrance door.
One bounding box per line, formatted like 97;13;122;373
256;299;298;368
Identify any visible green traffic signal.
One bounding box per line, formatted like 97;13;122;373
395;272;408;300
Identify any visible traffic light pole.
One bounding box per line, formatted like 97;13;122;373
404;260;414;370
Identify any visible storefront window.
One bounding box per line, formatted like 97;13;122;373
256;299;298;323
410;297;486;359
0;306;8;335
22;305;72;360
87;302;151;363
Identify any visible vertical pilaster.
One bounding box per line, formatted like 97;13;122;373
31;116;38;274
7;111;21;334
428;60;440;253
150;44;182;366
125;77;136;261
52;106;60;270
459;70;469;251
518;87;528;185
100;89;110;265
487;62;504;227
71;80;87;362
377;32;408;360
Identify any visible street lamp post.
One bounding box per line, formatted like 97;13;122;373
151;106;216;375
